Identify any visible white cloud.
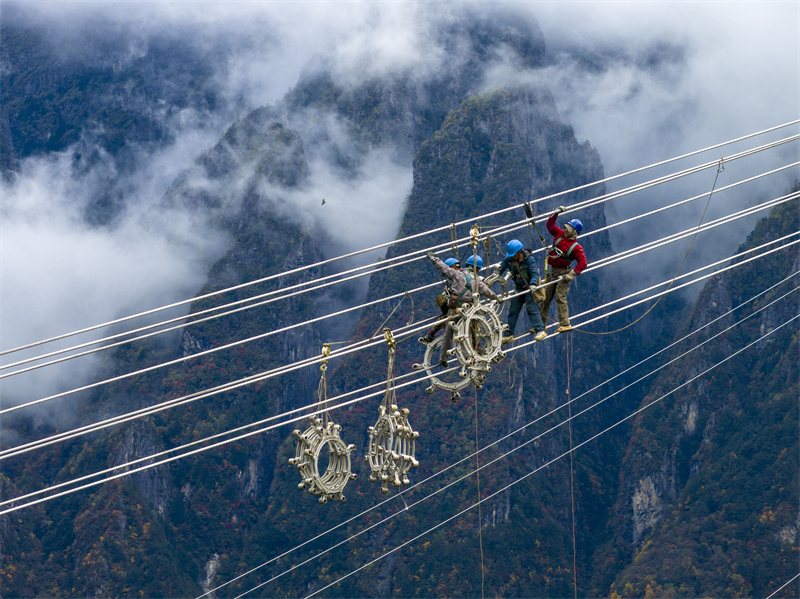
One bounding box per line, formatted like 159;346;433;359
2;1;798;415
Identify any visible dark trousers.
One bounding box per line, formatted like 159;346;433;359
428;301;450;337
507;287;544;334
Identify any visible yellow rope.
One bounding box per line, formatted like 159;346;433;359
371;292;411;339
475;386;486;599
381;329;396;410
572;158;725;336
567;334;578;599
318;344;331;424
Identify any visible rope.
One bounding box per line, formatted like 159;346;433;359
475;386;486;599
303;314;800;599
566;334;578;599
5;234;797;468
317;344;331;425
196;275;799;599
575;158;725;336
381;329;396;410
5;124;797;359
372;292;411;339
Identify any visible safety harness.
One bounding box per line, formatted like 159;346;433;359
448;272;473;308
509;250;533;287
548;235;579;264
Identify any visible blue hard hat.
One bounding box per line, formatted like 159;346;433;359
505;239;524;257
567;219;583;234
444;257;460;267
465;255;483;268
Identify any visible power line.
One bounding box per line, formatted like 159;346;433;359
302;314;800;598
766;573;800;599
3;234;797;467
3;256;797;515
4;224;795;465
4;122;797;358
206;276;799;598
4;156;795;378
5;185;794;417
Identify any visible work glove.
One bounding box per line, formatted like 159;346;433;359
557;205;566;214
563;270;576;283
493;266;501;276
426;251;436;261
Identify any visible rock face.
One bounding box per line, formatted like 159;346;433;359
4;4;797;597
602;198;799;597
113;422;170;515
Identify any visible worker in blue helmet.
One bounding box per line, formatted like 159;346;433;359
425;251;499;367
419;258;461;344
541;206;588;332
495;240;547;344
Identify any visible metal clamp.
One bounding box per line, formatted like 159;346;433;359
320;343;331;372
413;301;505;401
453;302;506;369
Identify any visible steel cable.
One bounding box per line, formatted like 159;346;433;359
302;314;800;598
2;251;797;514
3;123;797;358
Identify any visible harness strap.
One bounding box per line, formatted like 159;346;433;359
456;272;472;305
549;235;578;263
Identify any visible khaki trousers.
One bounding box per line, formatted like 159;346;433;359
540;267;573;327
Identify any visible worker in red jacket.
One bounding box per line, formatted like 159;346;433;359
540;206;588;333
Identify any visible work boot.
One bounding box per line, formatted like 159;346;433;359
501;335;514;345
533;330;548;341
418;333;435;345
556;324;573;333
439;358;448;368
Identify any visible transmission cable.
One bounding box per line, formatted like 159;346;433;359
6;184;794;416
3;232;796;464
5;155;795;378
766;573;800;599
4;122;797;358
198;272;798;599
3;257;797;516
302;314;800;598
4;216;796;471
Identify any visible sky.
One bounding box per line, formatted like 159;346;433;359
1;1;798;415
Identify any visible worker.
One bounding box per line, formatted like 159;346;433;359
464;254;484;275
496;240;547;344
540;206;587;333
419;257;461;344
426;251;499;368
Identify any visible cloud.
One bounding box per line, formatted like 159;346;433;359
0;122;229;414
2;1;798;418
479;2;799;289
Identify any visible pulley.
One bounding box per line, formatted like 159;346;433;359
289;344;356;503
452;301;506;370
413;302;505;401
367;329;419;493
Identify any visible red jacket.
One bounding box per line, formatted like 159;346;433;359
546;213;587;274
